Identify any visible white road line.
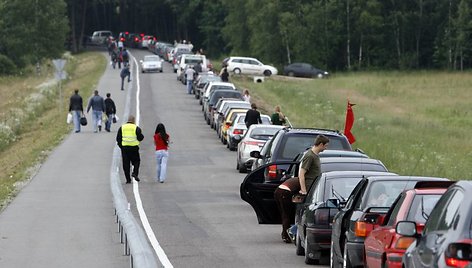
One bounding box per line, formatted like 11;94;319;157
131;56;174;268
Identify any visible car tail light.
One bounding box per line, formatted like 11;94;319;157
233;129;244;135
134;37;139;42
243;141;259;146
120;37;125;42
125;31;129;35
268;165;277;179
355;221;374;237
225;122;231;127
313;208;337;225
394;237;416;250
140;33;144;37
445;242;472;268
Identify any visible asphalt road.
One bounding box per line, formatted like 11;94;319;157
125;49;329;268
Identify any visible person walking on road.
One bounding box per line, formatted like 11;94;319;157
120;65;131;91
153;123;170;183
69;89;83;133
274;177;300;243
271;105;286;125
298;135;329;195
244;103;262;129
86;90;106;133
104;93;116;132
185;65;196;94
116;115;144;184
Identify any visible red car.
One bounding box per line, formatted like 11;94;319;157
364;181;454;268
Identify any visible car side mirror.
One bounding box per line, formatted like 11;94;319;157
250;151;261;158
396;221;418;237
327;198;339;208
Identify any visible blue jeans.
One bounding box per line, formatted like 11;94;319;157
155;150;169;182
186;79;193;94
72;110;81;132
92;110;102;132
105;113;113;131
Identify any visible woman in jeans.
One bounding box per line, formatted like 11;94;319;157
153;123;170;183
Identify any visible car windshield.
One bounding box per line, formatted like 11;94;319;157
325;177;364;202
210;92;242;105
250;127;280;140
279;135;349;160
364;181;411;209
144;56;160;62
407;194;442;223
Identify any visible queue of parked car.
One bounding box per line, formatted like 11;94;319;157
95;30;471;266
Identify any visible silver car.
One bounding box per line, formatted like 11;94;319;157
140;55;163;73
236;124;284;173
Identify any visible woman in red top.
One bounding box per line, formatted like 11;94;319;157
153;123;170;183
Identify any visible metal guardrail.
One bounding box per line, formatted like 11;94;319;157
111;146;160;268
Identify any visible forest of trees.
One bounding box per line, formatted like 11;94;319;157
1;0;472;74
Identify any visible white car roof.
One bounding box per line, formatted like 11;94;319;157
208;82;235;87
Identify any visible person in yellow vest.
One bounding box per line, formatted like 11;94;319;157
116;115;144;183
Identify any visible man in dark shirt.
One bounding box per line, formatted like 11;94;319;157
244;103;262;128
104;93;116;132
299;135;329;195
68;89;83;133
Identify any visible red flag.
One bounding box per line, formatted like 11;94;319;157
344;101;356;144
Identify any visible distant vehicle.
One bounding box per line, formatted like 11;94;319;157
140;55;163;73
223;56;278;76
364;181;454;268
91;30;113;45
237;124;285;173
283;62;329;78
401;180;472;268
141;35;155;49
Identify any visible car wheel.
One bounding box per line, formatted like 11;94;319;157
263;70;272;76
288;71;295;77
173;69;177;73
304;234;316;264
296;228;304;256
160;69;163;73
238;164;246;173
141;69;145;73
343;240;352;268
233;68;241;75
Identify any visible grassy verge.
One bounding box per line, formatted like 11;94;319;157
0;52;106;209
232;72;472;180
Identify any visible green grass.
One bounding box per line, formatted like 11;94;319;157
0;52;106;209
232;72;472;180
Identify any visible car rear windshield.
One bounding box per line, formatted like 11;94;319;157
250;127;280;140
210;92;242;105
321;162;387;173
364;181;413;209
324;177;364;202
278;134;350;160
407;194;442;224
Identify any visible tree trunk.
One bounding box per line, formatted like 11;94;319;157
358;34;363;69
70;0;77;53
415;0;423;68
346;0;351;70
79;0;88;51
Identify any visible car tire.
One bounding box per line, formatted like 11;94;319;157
233;68;241;75
304;234;316;264
160;69;163;73
142;70;145;73
173;69;177;73
288;71;295;77
296;228;304;256
263;70;272;76
238;164;246;173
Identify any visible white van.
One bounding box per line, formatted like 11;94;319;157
176;54;208;78
91;30;113;45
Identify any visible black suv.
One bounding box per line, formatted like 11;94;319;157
250;128;353;174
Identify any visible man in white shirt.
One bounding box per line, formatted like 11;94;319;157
185;66;196;94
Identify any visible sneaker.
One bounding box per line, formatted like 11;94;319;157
98;125;102;132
